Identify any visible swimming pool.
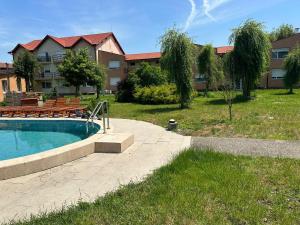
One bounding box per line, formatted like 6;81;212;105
0;120;100;161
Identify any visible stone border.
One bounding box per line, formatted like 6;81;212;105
0;118;113;180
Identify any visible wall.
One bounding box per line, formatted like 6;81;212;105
261;34;300;88
0;75;26;102
98;51;126;91
97;36;123;55
72;39;96;61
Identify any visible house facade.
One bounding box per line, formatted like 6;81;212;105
10;32;236;93
260;33;300;88
0;62;26;102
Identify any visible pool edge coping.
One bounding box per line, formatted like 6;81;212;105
0;118;113;180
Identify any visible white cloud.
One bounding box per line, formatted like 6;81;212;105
183;0;197;31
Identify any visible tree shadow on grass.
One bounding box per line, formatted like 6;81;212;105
138;107;181;114
206;95;249;105
273;92;295;96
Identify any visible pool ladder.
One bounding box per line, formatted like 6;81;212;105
86;100;110;133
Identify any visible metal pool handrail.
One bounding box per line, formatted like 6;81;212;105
86;100;110;133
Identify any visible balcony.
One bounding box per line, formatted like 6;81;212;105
37;55;51;63
52;53;66;63
35;72;63;80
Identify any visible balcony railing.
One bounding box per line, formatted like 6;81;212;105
35;72;62;80
52;53;66;63
37;55;51;63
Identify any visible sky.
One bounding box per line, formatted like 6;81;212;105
0;0;299;62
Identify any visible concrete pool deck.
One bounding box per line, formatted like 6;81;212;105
0;118;191;224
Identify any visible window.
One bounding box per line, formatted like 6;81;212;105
272;69;286;79
17;78;22;92
110;77;121;86
1;80;8;93
37;52;50;62
108;61;121;69
42;81;52;89
195;74;206;82
43;65;51;75
130;62;136;66
272;48;289;59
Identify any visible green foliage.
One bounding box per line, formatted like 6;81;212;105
58;48;102;96
116;62;167;102
87;63;106;98
13;51;39;91
284;46;300;93
269;24;295;42
133;62;167;87
230;19;271;99
160;28;194;108
115;77;136;102
133;84;179;104
197;44;224;94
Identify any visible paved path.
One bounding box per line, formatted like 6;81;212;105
0;119;191;224
192;137;300;159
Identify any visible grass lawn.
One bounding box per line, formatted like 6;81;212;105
83;89;300;140
10;149;300;225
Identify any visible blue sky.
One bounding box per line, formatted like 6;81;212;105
0;0;299;62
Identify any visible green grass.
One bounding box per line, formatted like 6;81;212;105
85;89;300;140
9;149;300;225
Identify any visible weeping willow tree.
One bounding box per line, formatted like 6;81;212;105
230;20;271;99
284;46;300;94
160;28;194;108
197;44;223;96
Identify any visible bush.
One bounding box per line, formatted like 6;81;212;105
133;84;179;104
115;78;135;102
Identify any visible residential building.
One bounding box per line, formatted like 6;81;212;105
10;33;125;94
0;62;26;102
10;32;236;93
261;33;300;88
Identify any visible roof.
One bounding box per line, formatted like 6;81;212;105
10;32;125;54
215;46;234;54
0;62;13;69
125;52;161;61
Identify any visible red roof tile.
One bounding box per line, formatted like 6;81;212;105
0;62;13;69
125;52;161;61
215;46;234;54
10;32;123;53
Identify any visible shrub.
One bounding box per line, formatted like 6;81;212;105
133;84;179;104
115;78;135;102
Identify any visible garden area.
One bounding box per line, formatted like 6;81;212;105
9;149;300;225
84;89;300;140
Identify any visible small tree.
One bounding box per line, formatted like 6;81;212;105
88;63;106;99
160;28;194;108
58;48;95;96
283;46;300;94
197;44;223;96
269;24;295;42
13;51;39;91
134;62;167;87
222;52;236;121
230;20;271;99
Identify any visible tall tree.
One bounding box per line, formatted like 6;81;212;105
230;20;271;99
13;51;39;91
160;28;194;108
88;63;106;99
283;46;300;94
269;24;295;42
197;44;223;95
58;48;95;96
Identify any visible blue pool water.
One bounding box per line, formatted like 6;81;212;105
0;120;100;161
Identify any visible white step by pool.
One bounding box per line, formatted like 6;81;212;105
95;133;134;153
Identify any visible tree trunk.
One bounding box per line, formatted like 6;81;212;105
75;86;80;97
228;103;232;121
242;77;251;100
289;87;293;94
25;79;30;92
96;86;100;99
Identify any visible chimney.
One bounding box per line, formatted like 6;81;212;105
295;28;300;33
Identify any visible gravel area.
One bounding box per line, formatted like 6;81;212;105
192;136;300;159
